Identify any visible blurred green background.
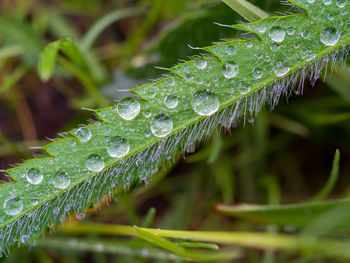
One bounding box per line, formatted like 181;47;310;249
0;0;350;262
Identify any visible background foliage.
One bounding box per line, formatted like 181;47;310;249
0;0;349;262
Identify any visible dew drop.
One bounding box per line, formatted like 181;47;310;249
184;73;193;81
245;40;253;48
238;83;250;95
306;0;315;2
253;67;263;79
273;61;290;77
26;167;43;185
20;235;30;244
167;78;175;86
3;196;23;216
194;59;207;69
336;0;346;7
72;127;91;143
301;30;310;39
269;26;285;43
286;26;295;35
222;63;239;79
258;25;266;33
270;43;280;51
322;0;332;5
164;95;178;109
107;136;130;158
53;171;70;189
226;45;236;55
150;114;173;138
85;154;105;172
320;27;340;46
117;97;140;120
192;90;219;116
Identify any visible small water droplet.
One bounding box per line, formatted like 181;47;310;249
76;212;86;220
322;0;332;5
20;235;30;244
194;59;207;69
238;83;250;95
253;67;263;79
245;40;253;48
286;26;295;35
106;136;130;158
258;25;266;33
86;154;105;172
301;30;310;39
26;167;43;185
150;114;173;138
320;27;340;46
164;95;178;109
336;0;346;7
3;196;23;216
53;171;70;189
226;45;236;55
72;127;91;143
117;97;140;120
270;43;280;51
184;73;193;81
192;90;219;116
269;26;285;43
167;78;175;86
222;63;239;79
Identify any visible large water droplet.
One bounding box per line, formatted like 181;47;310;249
3;196;23;216
164;95;178;109
107;136;130;158
53;171;70;189
273;61;290;77
269;26;285;43
150;114;173;138
86;154;105;172
222;63;239;79
26;167;43;185
320;27;340;46
117;97;140;120
73;127;91;143
194;59;207;69
192;90;219;116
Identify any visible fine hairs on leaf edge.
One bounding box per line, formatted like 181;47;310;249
1;1;350;256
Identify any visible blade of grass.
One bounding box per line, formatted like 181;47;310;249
222;0;268;22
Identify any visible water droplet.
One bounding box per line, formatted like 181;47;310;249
143;110;152;118
245;41;253;48
86;154;105;172
192;90;219;116
184;73;193;81
117;97;140;120
226;45;236;55
3;196;23;216
286;26;295;35
53;171;70;189
222;63;239;79
150;114;173;138
20;235;30;244
238;83;250;95
306;0;315;2
253;68;263;79
322;0;332;5
336;0;346;7
320;27;340;46
164;95;178;109
327;13;335;20
167;78;175;86
258;25;266;33
270;43;280;51
273;61;290;77
194;59;207;69
269;26;285;43
26;167;43;185
106;136;130;158
76;212;86;220
301;30;310;39
72;127;91;143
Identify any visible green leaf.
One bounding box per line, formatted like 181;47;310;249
216;198;350;230
222;0;268;22
1;0;350;255
38;38;88;81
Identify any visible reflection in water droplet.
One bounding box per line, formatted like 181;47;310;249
3;196;23;216
253;68;263;79
164;95;178;109
320;27;340;46
269;26;285;43
73;127;91;142
273;61;290;77
194;59;207;69
86;154;105;172
117;97;140;120
107;136;130;158
192;90;219;116
151;114;173;138
222;63;239;79
26;167;43;185
53;171;71;189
